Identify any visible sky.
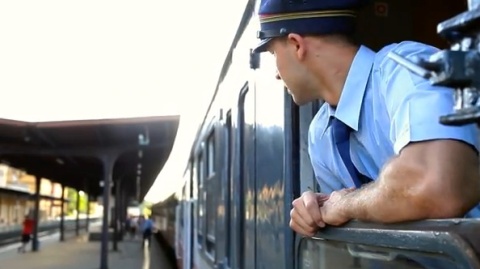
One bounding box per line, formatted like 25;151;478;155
0;0;250;203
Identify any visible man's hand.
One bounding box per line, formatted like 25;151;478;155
289;191;329;237
320;188;356;226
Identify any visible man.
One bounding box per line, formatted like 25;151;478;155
140;215;154;248
18;214;34;253
253;0;480;237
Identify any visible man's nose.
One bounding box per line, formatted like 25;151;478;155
275;70;281;80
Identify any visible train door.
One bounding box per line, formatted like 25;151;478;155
175;203;182;268
221;109;234;269
192;153;203;269
183;162;194;269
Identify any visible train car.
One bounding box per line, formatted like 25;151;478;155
151;192;181;267
152;0;480;269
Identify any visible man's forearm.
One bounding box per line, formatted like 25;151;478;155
334;140;480;224
337;162;434;223
337;181;426;223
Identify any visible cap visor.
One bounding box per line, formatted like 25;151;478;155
252;38;272;53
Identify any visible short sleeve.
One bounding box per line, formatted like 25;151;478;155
379;42;479;154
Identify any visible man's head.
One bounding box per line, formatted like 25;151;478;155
254;0;369;105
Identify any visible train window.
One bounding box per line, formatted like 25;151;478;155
205;129;217;258
188;159;195;269
191;158;198;200
206;200;216;257
180;186;186;228
207;132;215;176
298;238;458;269
197;153;206;246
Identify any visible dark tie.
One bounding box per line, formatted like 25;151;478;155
331;117;373;188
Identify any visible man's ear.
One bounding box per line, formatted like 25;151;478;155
287;33;306;61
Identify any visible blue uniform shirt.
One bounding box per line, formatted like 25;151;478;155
308;41;480;217
142;219;154;232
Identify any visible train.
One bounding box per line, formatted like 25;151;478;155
151;0;480;269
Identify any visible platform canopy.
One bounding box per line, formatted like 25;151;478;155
0;115;180;200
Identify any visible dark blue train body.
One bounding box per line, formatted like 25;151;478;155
151;1;480;269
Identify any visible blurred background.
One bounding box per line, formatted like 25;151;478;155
0;0;249;212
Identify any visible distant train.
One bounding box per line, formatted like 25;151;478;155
152;1;480;269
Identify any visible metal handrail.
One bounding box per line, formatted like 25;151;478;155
298;219;480;269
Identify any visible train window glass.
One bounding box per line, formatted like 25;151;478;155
175;204;182;257
205;131;217;257
199;154;205;184
205;174;216;257
191;159;197;200
298;238;457;269
197;154;206;245
180;186;186;228
207;132;215;176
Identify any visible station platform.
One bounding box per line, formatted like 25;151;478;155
0;229;173;269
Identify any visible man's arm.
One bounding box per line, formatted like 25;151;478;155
337;139;480;223
322;42;480;225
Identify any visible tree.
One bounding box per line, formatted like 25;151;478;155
140;201;153;216
66;188;89;215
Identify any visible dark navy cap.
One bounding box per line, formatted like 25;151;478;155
253;0;369;53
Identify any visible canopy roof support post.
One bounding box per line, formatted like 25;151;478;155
60;184;65;242
32;175;41;252
99;154;116;269
112;178;121;251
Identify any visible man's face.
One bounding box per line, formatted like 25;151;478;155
267;36;318;106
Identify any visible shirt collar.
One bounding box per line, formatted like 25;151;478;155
319;45;376;137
